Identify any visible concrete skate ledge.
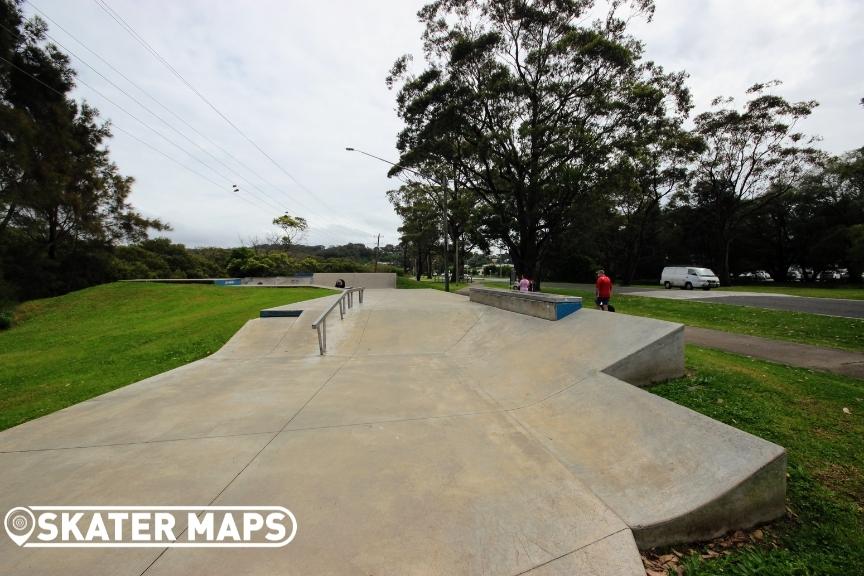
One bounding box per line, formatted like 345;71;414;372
469;287;582;320
631;451;787;549
603;325;685;387
260;309;303;318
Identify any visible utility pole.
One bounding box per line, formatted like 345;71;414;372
374;233;381;273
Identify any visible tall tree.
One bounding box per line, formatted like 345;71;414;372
788;148;864;283
388;182;442;280
388;0;687;285
605;99;700;284
272;213;308;247
0;0;166;298
683;81;822;284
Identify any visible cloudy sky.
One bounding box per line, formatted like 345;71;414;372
21;0;863;248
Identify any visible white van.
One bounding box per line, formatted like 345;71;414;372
661;266;720;290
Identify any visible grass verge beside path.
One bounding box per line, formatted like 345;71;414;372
649;347;864;575
543;286;864;353
0;282;334;431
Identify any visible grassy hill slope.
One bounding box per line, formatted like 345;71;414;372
0;282;333;430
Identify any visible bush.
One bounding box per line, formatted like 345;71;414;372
0;311;12;331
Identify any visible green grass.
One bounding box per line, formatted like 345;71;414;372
0;282;334;431
716;285;864;300
650;347;864;575
543;287;864;353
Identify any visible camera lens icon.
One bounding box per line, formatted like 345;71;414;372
4;507;35;546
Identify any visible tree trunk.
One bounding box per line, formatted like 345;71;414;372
47;207;59;260
721;236;732;286
454;234;459;283
0;202;15;236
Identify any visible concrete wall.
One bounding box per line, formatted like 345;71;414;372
240;276;312;286
238;274;395;289
603;325;686;387
312;273;396;289
469;287;582;321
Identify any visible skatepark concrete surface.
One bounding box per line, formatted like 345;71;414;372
0;289;785;575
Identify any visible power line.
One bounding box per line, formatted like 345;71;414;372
26;0;345;230
26;0;293;202
13;3;380;248
89;0;382;248
5;20;354;233
4;52;369;248
92;0;346;220
109;124;269;213
0;53;281;217
0;19;296;216
89;0;377;245
27;29;295;215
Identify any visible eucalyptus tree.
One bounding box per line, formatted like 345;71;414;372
682;81;823;284
603;81;700;284
1;0;166;298
272;214;308;247
387;183;443;280
388;0;689;285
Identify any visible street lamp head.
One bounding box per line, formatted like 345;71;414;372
345;147;355;151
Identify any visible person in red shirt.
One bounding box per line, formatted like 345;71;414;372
595;269;613;311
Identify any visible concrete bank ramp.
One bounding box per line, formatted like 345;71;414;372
0;289;784;576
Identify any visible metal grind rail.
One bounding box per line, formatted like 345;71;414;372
311;287;365;355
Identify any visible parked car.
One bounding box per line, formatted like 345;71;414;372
737;270;773;283
816;270;844;282
787;267;803;282
661;266;720;290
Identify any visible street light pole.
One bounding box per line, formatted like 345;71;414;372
345;147;450;292
440;176;449;292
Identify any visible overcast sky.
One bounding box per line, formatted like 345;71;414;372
22;0;864;248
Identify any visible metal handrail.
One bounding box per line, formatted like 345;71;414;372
311;287;364;355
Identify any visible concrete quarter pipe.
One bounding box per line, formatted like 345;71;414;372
0;289;785;575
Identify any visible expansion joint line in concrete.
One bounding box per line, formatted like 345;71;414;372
491;373;636;549
504;372;596;413
137;356;353;576
442;309;489;354
512;527;633;576
0;430;280;455
138;308;375;576
277;408;503;434
255;370;600;437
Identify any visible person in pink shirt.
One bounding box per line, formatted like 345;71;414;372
518;275;530;292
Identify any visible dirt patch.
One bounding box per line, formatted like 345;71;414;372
641;526;780;575
815;463;864;507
